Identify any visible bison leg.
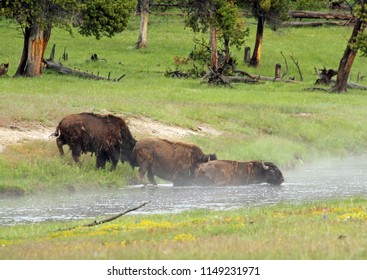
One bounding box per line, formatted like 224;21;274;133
137;165;157;186
96;153;107;170
70;144;82;163
138;167;147;186
56;137;65;156
107;150;119;171
147;169;157;186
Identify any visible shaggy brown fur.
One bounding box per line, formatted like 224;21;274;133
131;137;217;186
52;112;136;170
195;160;284;186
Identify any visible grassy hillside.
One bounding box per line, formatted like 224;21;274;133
1;14;367;193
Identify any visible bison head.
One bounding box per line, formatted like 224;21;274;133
260;161;284;185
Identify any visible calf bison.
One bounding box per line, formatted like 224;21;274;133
52;112;137;170
195;160;284;186
131;137;217;186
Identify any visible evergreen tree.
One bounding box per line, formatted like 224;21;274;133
241;0;290;67
0;0;136;77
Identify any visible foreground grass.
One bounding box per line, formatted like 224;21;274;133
1;198;366;259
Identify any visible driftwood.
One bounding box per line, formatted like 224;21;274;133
56;201;151;232
44;44;125;81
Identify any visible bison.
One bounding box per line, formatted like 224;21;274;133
131;137;217;186
195;160;284;186
52;112;137;170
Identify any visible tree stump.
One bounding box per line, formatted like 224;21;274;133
315;68;337;85
244;47;251;63
275;63;281;79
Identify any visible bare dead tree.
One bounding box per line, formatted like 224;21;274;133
290;54;303;81
280;51;288;79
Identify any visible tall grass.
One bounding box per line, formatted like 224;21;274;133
1;14;367;192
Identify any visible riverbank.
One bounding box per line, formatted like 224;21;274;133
1;197;366;259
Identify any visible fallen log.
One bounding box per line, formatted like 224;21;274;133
232;67;300;83
305;80;367;92
56;201;151;232
281;20;351;27
289;10;352;20
44;44;125;81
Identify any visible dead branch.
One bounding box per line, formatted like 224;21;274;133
56;201;151;232
223;76;263;83
290;54;303;81
44;44;124;81
201;67;233;87
280;52;288;79
232;67;299;83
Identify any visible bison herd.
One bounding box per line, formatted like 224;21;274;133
52;112;284;186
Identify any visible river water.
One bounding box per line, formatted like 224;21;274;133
1;156;366;225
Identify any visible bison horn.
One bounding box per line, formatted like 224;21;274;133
261;162;269;170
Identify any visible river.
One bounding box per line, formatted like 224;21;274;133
1;156;366;225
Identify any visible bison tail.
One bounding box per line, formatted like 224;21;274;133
49;126;60;138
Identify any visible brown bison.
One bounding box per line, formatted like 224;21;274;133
131;137;217;186
195;160;284;186
52;112;137;170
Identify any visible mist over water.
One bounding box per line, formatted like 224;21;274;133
1;155;366;225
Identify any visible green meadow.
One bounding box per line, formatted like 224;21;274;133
1;14;367;259
1;14;367;192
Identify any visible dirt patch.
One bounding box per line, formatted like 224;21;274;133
0;123;54;153
0;116;222;153
127;115;221;139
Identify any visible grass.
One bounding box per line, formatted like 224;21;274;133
1;15;367;192
1;197;367;259
1;14;367;260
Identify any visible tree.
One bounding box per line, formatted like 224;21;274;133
332;0;367;92
136;0;150;49
242;0;290;67
0;0;137;77
183;0;247;71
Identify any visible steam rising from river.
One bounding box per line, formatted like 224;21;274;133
1;155;366;225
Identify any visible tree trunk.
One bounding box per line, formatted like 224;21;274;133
332;3;366;92
249;16;264;67
15;24;51;77
210;24;218;71
136;0;149;49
